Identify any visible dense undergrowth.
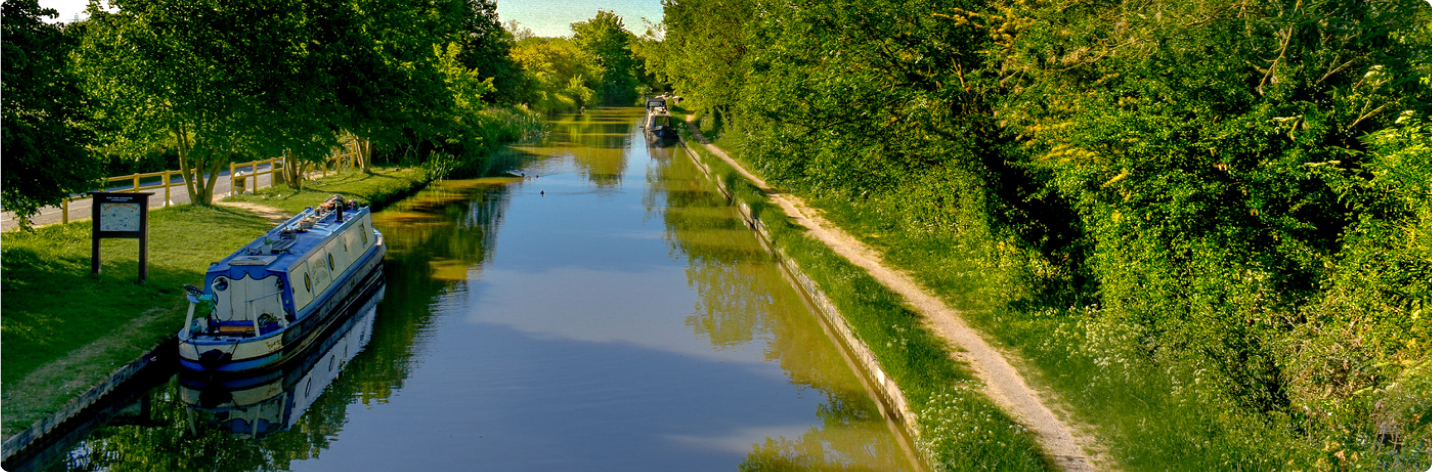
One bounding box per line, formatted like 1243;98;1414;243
646;1;1432;467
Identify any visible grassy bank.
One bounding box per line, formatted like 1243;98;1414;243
679;136;1052;471
807;195;1326;470
0;166;429;438
1;205;272;436
225;167;429;215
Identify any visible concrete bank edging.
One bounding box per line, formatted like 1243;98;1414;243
1;337;176;466
676;139;927;461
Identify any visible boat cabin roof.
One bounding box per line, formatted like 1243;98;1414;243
207;206;368;281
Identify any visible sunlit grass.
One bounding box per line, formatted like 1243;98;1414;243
1;205;273;434
227;166;429;215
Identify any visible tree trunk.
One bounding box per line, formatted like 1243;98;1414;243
197;156;223;205
283;150;304;190
357;138;373;173
174;122;199;203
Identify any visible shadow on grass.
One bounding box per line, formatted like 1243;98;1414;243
2;205;273;388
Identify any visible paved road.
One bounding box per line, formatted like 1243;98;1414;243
1;164;281;232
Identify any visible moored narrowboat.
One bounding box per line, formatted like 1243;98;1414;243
179;195;386;374
180;285;382;438
644;96;680;145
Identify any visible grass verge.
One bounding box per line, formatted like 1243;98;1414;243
1;166;429;438
807;195;1413;470
225;167;429;215
679;136;1053;471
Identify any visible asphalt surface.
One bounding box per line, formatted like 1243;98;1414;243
1;164;281;232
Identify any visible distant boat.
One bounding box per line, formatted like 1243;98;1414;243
643;97;679;146
178;195;386;374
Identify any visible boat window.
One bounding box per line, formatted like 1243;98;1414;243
304;273;312;293
328;253;335;271
361;224;368;245
213;277;228;292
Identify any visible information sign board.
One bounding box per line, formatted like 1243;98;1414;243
91;192;152;282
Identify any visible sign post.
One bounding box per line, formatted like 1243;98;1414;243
91;192;152;283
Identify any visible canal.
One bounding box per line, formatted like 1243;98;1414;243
23;108;920;471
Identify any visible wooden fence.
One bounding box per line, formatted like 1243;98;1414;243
228;157;285;198
56;144;363;224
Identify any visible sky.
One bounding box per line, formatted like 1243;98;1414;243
37;0;667;37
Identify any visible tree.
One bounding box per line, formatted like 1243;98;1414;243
570;10;642;105
511;37;598;113
457;0;522;105
649;0;753;126
78;0;281;206
1;0;101;227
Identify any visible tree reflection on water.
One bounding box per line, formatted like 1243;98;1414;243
647;147;916;471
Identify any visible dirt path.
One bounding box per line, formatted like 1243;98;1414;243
681;124;1100;471
215;200;292;225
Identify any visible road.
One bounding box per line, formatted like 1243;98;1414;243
1;164;281;232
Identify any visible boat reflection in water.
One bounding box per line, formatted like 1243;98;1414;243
178;284;385;438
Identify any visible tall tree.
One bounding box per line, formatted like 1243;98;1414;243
1;0;101;227
570;10;642;105
78;0;282;206
457;0;521;105
511;37;598;113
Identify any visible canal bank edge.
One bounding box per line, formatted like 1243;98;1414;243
675;121;1101;471
676;138;928;468
1;338;176;467
0;169;432;467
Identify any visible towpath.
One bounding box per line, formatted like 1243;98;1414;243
680;123;1102;471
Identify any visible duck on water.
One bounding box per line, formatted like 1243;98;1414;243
179;195;386;374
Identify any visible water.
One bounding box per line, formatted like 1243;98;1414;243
24;108;919;471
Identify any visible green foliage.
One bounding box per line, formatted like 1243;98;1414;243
571;10;644;105
511;37;600;113
659;0;1432;467
457;0;523;105
641;0;754;131
1;0;101;226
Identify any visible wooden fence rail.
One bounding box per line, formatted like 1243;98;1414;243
228;157;285;198
55;145;360;224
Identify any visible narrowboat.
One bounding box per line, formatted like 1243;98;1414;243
179;195;386;374
180;285;382;438
644;96;680;145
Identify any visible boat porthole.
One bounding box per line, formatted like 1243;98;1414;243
213;277;228;292
304;274;312;293
328;254;335;271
